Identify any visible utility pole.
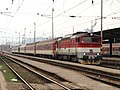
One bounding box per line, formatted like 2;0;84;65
19;32;20;45
41;0;54;39
24;28;26;44
73;26;74;33
12;0;14;4
34;22;36;43
34;22;36;54
52;8;54;39
101;0;103;43
52;0;54;39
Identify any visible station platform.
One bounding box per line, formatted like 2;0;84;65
5;54;120;90
103;57;120;61
0;71;8;90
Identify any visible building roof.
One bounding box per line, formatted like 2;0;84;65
94;27;120;43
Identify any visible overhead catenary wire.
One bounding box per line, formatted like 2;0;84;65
37;0;88;28
1;0;26;46
55;0;88;18
14;0;89;37
54;0;108;29
55;0;120;34
14;0;25;16
36;0;111;37
110;0;114;13
55;21;91;32
5;0;25;32
0;0;20;43
116;0;120;3
2;0;120;43
26;0;109;33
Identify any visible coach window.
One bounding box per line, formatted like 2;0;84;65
76;37;80;43
72;40;74;44
68;41;70;44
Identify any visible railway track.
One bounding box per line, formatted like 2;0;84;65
1;55;83;90
0;56;35;90
5;54;120;88
100;58;120;69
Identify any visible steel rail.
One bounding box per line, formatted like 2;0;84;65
0;57;35;90
5;54;120;88
4;56;71;90
100;59;120;69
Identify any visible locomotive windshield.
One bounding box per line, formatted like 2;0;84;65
82;36;100;43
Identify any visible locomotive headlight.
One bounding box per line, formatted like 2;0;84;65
83;53;86;55
97;53;100;55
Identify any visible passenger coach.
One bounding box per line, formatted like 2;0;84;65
36;39;58;58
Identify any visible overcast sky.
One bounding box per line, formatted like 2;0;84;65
0;0;120;45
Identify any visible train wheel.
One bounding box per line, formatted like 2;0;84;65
67;56;70;61
95;60;101;64
58;55;62;60
71;56;78;62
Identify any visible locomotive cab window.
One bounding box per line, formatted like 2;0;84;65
82;36;100;43
92;37;100;43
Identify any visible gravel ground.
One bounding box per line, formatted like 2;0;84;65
2;54;120;90
7;55;120;90
6;59;51;84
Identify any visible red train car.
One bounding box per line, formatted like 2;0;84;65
102;43;120;56
36;38;58;58
56;32;102;64
12;32;102;64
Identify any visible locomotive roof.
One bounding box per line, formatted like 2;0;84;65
60;32;100;40
94;27;120;42
60;37;70;41
72;32;88;35
71;32;96;38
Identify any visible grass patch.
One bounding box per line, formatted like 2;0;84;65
0;57;20;82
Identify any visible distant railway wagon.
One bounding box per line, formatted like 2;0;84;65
26;43;35;55
12;46;20;53
102;43;120;56
12;32;102;64
19;44;26;54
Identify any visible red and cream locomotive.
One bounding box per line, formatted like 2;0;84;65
12;32;102;64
